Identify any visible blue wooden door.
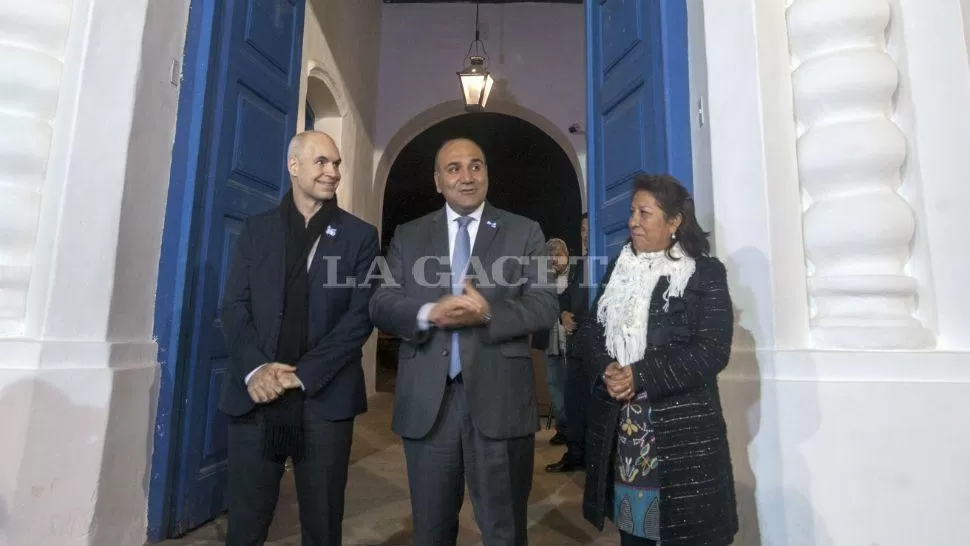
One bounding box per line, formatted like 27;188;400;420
585;0;693;284
150;0;306;538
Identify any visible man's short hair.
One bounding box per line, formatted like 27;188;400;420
545;238;568;256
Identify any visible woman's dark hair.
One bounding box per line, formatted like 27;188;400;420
631;173;710;259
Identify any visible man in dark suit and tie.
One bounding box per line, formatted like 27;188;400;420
369;137;558;545
220;131;378;545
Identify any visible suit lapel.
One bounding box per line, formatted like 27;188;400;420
428;209;451;296
308;210;345;283
471;202;500;266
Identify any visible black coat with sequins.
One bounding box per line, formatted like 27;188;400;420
582;256;739;546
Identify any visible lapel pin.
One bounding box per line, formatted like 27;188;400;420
325;225;337;237
486;220;497;229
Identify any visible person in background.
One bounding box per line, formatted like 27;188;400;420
540;238;571;446
583;173;738;546
545;225;591;472
580;212;589;258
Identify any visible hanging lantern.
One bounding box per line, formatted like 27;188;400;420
458;56;494;112
456;2;493;112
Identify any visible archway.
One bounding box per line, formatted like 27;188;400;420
373;99;586;225
305;76;341;135
382;113;583;250
374;112;584;393
303;70;348;205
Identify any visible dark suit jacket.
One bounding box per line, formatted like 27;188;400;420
219;206;379;421
369;203;559;440
531;256;590;354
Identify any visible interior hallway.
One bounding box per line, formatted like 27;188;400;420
160;393;620;545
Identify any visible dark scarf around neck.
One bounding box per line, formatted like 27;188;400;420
260;189;339;463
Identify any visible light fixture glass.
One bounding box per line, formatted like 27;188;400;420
457;2;493;112
459;56;494;111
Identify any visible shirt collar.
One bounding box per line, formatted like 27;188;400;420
445;201;485;224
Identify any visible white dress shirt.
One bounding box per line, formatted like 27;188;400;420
416;202;485;330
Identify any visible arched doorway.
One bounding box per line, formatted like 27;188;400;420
375;112;583;393
304;73;350;206
305;76;341;136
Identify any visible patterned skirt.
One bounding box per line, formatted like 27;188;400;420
613;390;660;540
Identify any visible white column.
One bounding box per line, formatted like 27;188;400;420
0;1;71;337
0;0;191;544
787;0;933;349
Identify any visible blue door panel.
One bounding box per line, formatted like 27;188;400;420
602;86;649;182
601;0;641;71
244;0;300;75
202;363;230;456
150;0;306;538
658;0;693;186
232;90;289;191
224;179;280;219
585;0;693;288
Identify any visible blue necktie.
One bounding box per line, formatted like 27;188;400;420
449;216;472;379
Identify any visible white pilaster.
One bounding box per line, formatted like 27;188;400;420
705;1;970;544
787;0;933;349
890;0;970;349
0;1;72;337
0;0;190;544
702;0;810;350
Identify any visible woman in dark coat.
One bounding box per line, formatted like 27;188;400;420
583;174;738;546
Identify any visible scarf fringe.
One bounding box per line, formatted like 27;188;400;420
262;421;306;464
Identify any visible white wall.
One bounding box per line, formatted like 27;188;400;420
0;0;190;544
372;2;587;221
298;0;383;395
701;0;970;543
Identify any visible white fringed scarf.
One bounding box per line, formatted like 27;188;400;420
596;243;695;367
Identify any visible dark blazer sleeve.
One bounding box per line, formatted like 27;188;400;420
590;257;619;375
629;258;733;401
481;220;559;343
369;224;432;344
295;226;379;396
563;257;590;319
221;218;271;382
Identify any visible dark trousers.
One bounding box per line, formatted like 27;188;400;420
403;381;535;546
620;532;657;545
225;405;354;546
563;354;591;463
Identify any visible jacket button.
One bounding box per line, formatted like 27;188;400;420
441;349;449;356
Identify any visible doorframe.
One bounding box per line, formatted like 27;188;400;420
584;0;695;292
147;0;222;540
584;0;600;287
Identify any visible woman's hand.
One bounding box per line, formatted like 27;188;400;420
604;361;635;401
